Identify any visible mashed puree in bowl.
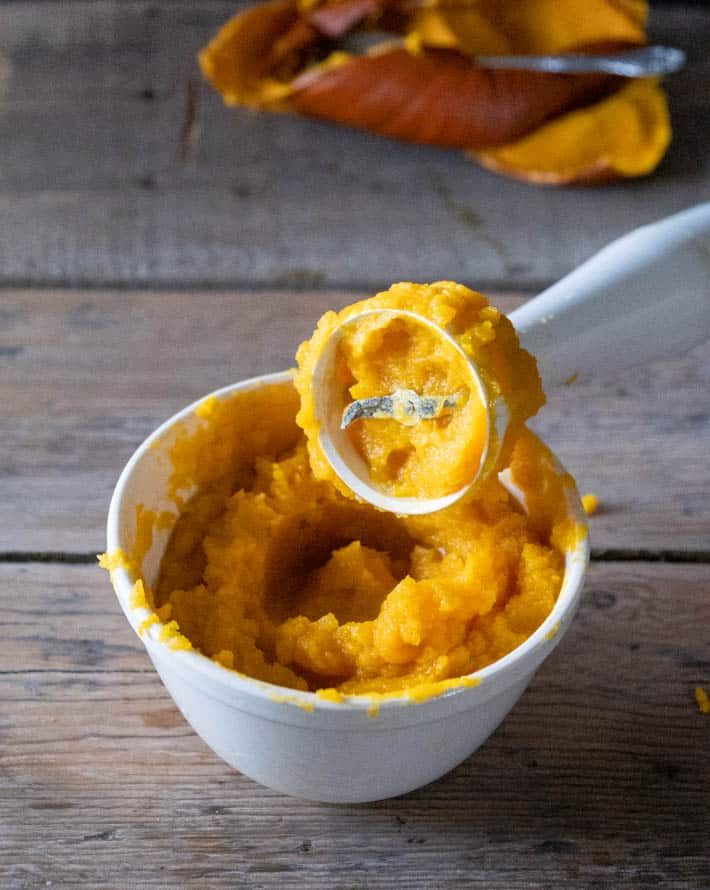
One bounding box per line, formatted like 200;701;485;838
103;283;584;701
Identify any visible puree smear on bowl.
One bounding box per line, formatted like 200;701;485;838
105;283;584;699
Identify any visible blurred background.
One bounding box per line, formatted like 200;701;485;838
0;0;707;293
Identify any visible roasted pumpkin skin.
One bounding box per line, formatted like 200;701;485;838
200;0;670;184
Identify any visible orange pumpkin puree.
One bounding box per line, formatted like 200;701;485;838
295;281;544;501
695;686;710;715
103;283;583;701
582;493;599;516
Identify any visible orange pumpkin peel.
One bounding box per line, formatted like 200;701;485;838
200;0;671;184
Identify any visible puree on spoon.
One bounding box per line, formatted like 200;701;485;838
128;282;580;699
295;281;545;506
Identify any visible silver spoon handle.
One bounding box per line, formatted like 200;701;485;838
476;45;686;77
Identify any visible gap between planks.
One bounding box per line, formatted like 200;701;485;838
1;550;710;565
0;278;548;296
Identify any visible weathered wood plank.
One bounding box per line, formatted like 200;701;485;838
0;2;707;289
1;561;708;888
1;289;708;554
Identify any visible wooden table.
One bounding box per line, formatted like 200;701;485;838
1;3;709;888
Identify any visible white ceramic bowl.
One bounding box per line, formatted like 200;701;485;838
107;372;589;803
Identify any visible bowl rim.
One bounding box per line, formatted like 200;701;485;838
107;371;590;715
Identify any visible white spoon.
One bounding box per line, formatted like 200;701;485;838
313;203;710;514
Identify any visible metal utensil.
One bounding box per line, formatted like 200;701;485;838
340;33;686;78
341;388;462;429
475;45;686;77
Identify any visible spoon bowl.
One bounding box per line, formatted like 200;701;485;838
311;307;509;513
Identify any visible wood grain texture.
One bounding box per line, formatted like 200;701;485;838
5;287;710;556
0;2;707;290
2;289;709;554
1;560;708;889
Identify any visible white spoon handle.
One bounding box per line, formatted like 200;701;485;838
510;203;710;391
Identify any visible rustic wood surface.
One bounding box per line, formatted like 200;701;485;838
0;2;708;290
1;561;708;889
2;0;709;885
2;286;708;885
1;288;708;555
